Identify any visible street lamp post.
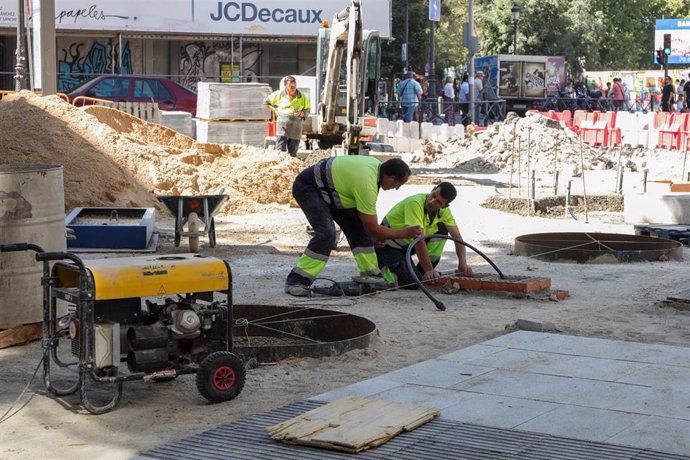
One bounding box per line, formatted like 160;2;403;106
511;2;521;55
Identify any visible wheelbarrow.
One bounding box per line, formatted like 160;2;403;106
156;194;228;252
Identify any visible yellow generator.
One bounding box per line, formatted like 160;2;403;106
1;243;245;414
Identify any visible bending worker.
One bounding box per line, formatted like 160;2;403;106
285;156;422;297
264;75;310;157
376;182;473;288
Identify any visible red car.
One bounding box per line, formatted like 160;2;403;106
67;75;198;116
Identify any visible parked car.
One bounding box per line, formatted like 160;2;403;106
67;75;197;116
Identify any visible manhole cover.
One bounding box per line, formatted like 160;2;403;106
231;304;377;362
514;232;683;263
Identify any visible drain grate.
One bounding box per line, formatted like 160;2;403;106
137;401;689;460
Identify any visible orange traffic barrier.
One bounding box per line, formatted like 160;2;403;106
70;95;114;107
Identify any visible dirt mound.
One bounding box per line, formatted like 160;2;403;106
483;194;624;218
0;93;157;211
84;106;196;150
2;92;305;215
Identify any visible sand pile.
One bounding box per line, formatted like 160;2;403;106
410;112;687;180
1;92;305;215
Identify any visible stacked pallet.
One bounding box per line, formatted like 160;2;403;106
195;82;272;146
159;111;194;138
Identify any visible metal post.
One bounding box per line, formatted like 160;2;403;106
118;33;123;74
428;20;436;98
468;0;475;124
14;0;26;92
404;0;409;74
239;36;244;81
530;170;536;214
512;21;518;55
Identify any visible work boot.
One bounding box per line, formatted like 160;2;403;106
284;282;311;297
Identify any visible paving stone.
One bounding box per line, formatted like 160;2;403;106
440;393;560;429
310;377;403;403
382;359;494;388
373;383;474;410
606;416;690;457
515;405;648;442
436;344;506;363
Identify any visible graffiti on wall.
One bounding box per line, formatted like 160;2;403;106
180;42;215;88
179;41;262;90
57;40;133;92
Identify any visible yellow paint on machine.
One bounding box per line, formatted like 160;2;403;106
82;254;229;300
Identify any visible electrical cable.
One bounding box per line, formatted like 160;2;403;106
406;235;505;311
0;348;48;424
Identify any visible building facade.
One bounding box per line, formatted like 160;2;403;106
0;0;390;91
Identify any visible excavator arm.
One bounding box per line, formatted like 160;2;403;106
318;0;364;154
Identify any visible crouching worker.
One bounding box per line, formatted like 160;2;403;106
376;182;473;288
285;156;423;297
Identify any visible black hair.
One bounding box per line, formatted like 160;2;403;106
434;182;457;203
381;158;411;182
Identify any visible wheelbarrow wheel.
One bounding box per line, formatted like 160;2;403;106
188;212;200;253
196;351;245;403
208;219;216;248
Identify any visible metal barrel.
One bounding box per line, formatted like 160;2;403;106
0;165;66;326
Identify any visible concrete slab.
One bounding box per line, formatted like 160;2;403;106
607;416;690;454
307;331;690;456
435;344;506;363
369;383;474;410
440;393;560;429
312;377;403;403
515;405;647;442
381;359;494;387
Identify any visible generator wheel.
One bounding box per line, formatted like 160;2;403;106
188;212;200;253
196;351;245;403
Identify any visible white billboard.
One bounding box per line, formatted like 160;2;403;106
0;0;391;38
655;18;690;65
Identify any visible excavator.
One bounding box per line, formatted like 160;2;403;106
303;0;382;155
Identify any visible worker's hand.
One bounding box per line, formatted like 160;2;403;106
458;262;473;277
422;269;441;284
375;239;386;248
400;226;423;239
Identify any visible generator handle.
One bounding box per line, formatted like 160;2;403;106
0;243;45;253
35;252;85;269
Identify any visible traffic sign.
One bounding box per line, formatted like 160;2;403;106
429;0;441;22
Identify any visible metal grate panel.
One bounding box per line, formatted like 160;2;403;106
138;400;690;460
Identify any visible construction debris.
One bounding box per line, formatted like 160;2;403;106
410;112;687;181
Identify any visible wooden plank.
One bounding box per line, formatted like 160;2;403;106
266;395;440;453
0;322;42;349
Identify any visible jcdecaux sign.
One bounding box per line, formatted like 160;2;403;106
0;0;391;38
210;2;323;24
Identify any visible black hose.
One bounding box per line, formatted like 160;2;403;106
405;235;505;311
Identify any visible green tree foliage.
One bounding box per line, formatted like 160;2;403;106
380;0;690;79
381;0;429;78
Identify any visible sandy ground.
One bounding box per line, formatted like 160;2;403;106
2;172;690;459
